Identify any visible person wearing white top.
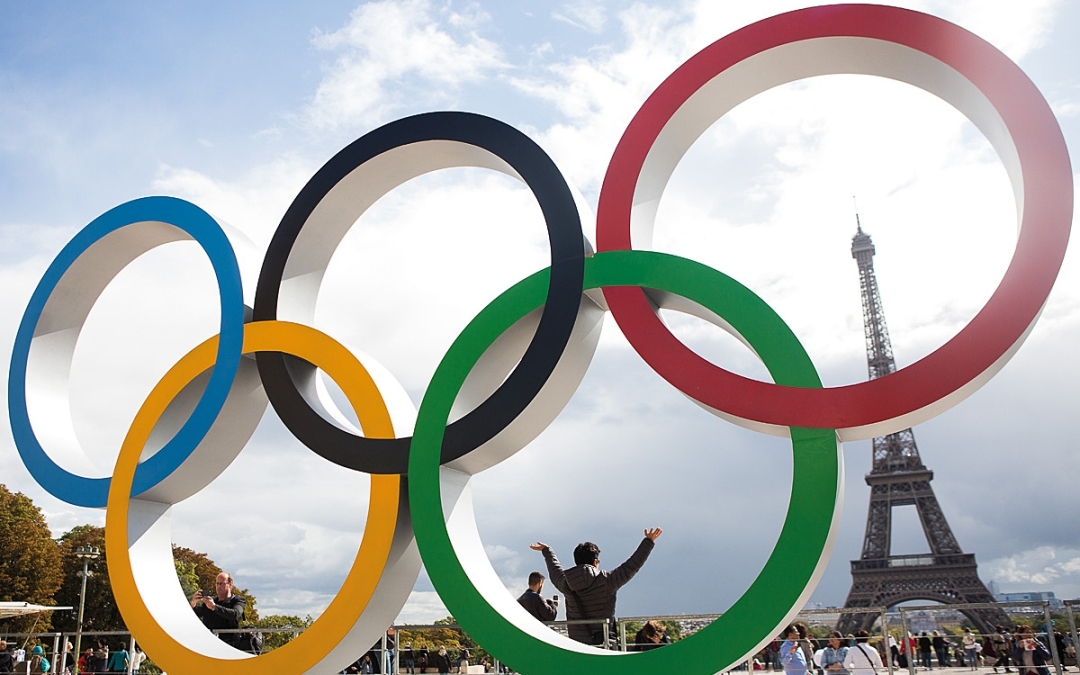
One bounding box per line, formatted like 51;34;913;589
844;630;885;675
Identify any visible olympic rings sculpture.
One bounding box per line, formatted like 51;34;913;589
8;5;1070;675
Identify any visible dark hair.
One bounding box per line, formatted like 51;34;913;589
795;623;808;639
829;631;843;639
528;571;545;586
573;542;601;566
854;630;871;644
782;624;800;638
117;642;126;650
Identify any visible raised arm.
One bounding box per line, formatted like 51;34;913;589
531;542;570;595
607;528;661;590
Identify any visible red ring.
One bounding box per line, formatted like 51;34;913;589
595;4;1072;440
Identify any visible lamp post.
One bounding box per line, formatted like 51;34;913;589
73;546;100;675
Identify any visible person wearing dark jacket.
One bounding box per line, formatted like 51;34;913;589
0;640;13;674
191;572;247;649
1012;626;1052;675
530;527;662;645
433;647;452;675
517;571;558;622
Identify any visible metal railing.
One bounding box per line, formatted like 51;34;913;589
7;599;1077;674
897;601;1069;675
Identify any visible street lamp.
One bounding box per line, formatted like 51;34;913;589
73;546;100;675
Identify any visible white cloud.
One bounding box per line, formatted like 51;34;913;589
153;157;316;248
1061;559;1080;575
552;1;608;34
511;3;692;194
984;547;1080;590
396;590;450;625
930;0;1059;61
305;0;506;131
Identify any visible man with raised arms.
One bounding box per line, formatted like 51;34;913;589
530;527;662;645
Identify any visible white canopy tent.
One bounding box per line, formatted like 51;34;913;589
0;602;72;619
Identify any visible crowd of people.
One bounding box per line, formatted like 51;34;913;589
0;639;146;674
763;622;1076;675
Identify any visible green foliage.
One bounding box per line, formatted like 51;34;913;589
0;484;63;633
174;558;200;599
243;614;313;652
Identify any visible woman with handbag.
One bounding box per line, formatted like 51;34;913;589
843;630;884;675
1012;626;1052;675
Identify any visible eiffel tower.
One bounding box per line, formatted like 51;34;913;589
837;217;1009;634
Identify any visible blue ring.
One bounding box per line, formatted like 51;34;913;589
8;196;246;508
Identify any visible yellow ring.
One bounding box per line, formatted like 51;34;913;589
106;320;401;675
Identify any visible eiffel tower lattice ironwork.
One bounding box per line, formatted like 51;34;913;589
837;218;1009;634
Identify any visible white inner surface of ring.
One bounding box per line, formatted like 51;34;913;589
26;222;195;477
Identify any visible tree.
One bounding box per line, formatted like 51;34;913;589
0;484;63;633
245;614;313;652
52;525;126;632
174;558;200;599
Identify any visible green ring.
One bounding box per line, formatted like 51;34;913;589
409;249;840;675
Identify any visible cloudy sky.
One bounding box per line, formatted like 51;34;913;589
1;0;1078;627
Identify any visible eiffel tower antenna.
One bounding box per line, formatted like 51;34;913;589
838;216;1009;633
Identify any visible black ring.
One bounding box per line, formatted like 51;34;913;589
254;111;585;474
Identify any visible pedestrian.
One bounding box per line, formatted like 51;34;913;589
130;646;146;674
933;631;950;668
920;632;933;670
91;641;109;674
76;648;92;675
416;645;429;674
384;628;396;674
106;642;129;673
1012;626;1051;675
190;572;247;649
516;571;558;623
26;645;50;674
794;624;816;674
0;641;14;675
817;631;849;675
964;629;979;670
844;631;884;675
633;621;670;652
434;647;452;675
994;625;1015;673
782;625;809;675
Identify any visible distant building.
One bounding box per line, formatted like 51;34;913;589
907;610;937;633
994;591;1063;610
